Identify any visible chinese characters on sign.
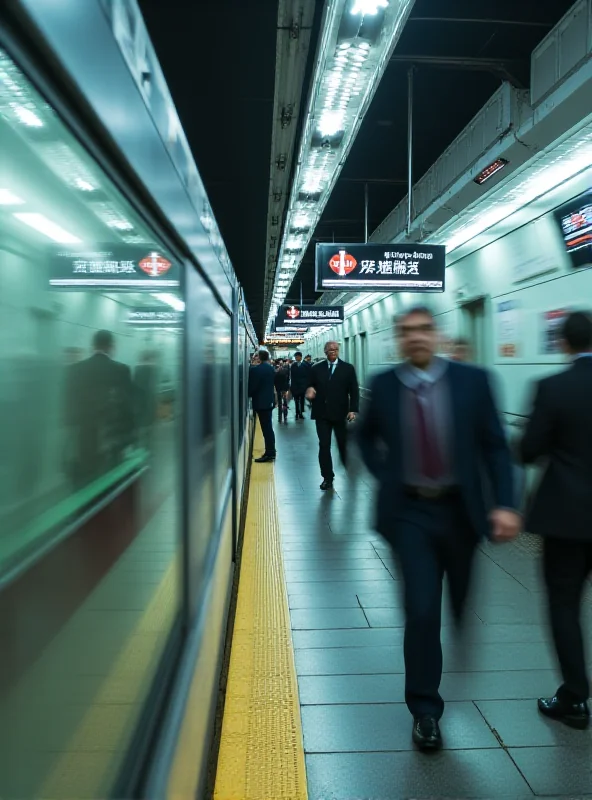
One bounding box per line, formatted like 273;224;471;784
127;308;183;327
316;243;445;292
274;304;344;329
49;244;180;289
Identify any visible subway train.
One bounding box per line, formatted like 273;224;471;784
0;2;257;798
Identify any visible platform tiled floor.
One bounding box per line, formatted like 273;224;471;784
273;413;592;799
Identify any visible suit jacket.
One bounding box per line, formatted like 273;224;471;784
274;366;290;393
308;359;359;422
290;360;311;394
520;357;592;541
358;361;515;540
65;352;135;463
248;362;276;411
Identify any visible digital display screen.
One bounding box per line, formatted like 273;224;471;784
553;191;592;268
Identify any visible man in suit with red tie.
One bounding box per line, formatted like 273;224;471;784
306;341;359;490
358;306;520;751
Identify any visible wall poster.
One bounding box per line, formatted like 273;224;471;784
496;300;522;358
540;308;570;355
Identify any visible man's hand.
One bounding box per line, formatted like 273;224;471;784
347;412;357;422
489;508;521;543
306;387;316;400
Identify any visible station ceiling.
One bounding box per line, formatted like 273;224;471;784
139;0;575;337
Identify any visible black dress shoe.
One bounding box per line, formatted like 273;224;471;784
320;479;333;491
255;454;276;463
538;696;590;729
412;716;442;751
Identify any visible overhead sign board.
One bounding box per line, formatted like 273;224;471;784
316;242;445;292
553;191;592;268
126;308;183;327
275;304;344;328
264;337;305;346
49;243;180;289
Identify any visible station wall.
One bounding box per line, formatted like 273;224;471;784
307;178;592;418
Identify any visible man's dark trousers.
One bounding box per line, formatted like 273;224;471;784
257;409;276;456
315;418;347;480
293;393;306;417
391;493;476;719
543;538;592;703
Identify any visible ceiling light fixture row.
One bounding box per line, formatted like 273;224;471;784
265;0;414;332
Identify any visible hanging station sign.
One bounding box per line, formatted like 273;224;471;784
126;308;183;327
49;244;180;289
274;304;344;329
316;242;446;292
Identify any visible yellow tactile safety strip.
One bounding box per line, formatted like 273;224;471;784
214;429;308;800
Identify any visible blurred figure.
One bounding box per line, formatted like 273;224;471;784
251;353;261;366
274;359;290;424
520;311;592;730
290;351;310;420
358;305;519;751
134;350;158;450
451;337;472;363
64;330;134;487
306;341;359;490
304;354;312;365
63;346;84;365
249;349;276;463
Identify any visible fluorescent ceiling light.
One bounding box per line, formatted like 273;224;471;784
13;105;43;127
108;219;134;231
153;293;185;312
318;110;345;137
265;0;414;332
75;179;96;192
0;188;24;205
351;0;389;15
13;212;81;243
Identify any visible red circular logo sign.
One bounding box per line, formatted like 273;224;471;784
287;306;300;319
328;250;357;276
139;252;172;277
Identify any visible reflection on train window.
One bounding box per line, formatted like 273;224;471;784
0;48;183;798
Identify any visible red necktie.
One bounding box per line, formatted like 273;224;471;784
414;384;443;479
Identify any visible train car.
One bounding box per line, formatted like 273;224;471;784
0;1;257;797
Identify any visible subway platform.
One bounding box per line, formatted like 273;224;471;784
214;416;592;800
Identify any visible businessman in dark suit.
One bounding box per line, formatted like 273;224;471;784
65;329;134;486
520;310;592;730
358;306;520;750
248;349;277;463
306;340;359;490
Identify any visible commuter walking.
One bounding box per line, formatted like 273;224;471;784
306;341;359;490
290;351;310;420
358;306;520;751
450;337;472;363
274;360;290;423
248;350;276;463
520;310;592;730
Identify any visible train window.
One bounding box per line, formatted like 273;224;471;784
0;47;184;798
215;306;232;498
